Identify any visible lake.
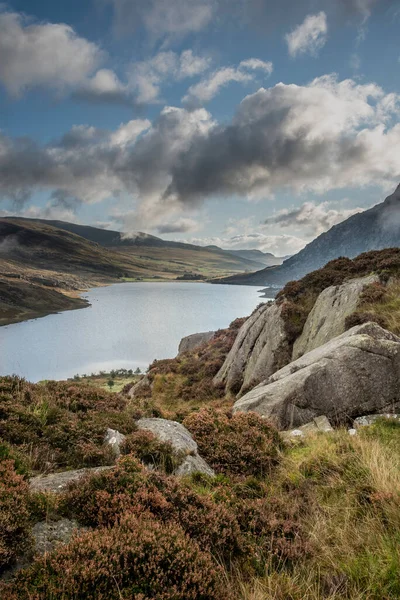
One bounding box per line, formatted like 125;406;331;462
0;282;265;382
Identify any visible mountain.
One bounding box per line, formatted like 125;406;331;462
0;218;269;324
4;217;271;270
205;246;284;267
216;184;400;287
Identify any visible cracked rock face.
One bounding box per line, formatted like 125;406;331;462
214;302;290;396
233;323;400;430
293;275;379;360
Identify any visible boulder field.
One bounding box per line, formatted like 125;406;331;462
233;323;400;429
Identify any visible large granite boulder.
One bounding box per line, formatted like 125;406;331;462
293;275;379;360
178;331;215;355
214;302;290;395
136;418;214;476
233;323;400;429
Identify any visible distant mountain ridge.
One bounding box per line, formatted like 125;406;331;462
216;184;400;287
3;217;282;270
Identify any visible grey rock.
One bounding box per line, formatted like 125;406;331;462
175;454;215;477
234;323;400;430
136;418;214;476
214;302;290;396
178;331;215;355
128;375;151;398
353;413;400;427
293;275;379;359
32;519;85;555
137;418;198;453
104;427;126;456
29;466;113;493
281;415;333;439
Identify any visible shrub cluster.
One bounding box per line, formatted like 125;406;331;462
277;248;400;343
131;318;247;419
0;460;32;572
120;429;185;474
183;408;282;477
60;456;244;561
1;514;229;600
0;377;138;472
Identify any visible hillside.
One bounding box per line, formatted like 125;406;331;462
215;184;400;287
6;217;278;270
1;247;400;597
0;219;266;325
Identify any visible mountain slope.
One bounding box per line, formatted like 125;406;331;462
216;184;400;287
7;217;285;272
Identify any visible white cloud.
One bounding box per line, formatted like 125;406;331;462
182;58;273;105
0;9;102;96
103;0;214;42
189;233;307;256
129;50;211;104
157;217;200;234
264;202;364;236
285;11;328;58
1;75;400;235
239;58;274;73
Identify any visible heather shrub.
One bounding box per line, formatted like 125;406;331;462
2;515;230;600
134;318;247;418
120;429;185;474
0;376;137;471
0;460;32;572
277;248;400;344
183;408;282;477
60;456;244;560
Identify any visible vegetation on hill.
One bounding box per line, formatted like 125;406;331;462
1;249;400;597
1;395;399;599
277;248;400;344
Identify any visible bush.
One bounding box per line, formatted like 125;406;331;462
2;515;230;600
183;408;282;477
0;460;32;572
60;456;244;560
120;429;184;474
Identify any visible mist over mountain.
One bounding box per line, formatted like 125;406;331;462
217;184;400;287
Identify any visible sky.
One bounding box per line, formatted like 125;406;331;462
1;0;400;256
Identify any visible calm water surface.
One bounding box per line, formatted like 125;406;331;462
0;282;264;382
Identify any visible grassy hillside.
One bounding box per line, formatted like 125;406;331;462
0;374;398;599
1;251;400;597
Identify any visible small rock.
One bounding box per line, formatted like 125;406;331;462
29;466;113;494
348;429;357;436
175;455;215;477
104;427;126;456
353;414;400;428
137;417;214;476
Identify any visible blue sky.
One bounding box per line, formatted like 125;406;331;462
1;0;400;255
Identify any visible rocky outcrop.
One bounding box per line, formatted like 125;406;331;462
29;466;113;493
233;323;400;429
104;428;126;456
293;275;379;359
137;418;214;476
178;331;215;355
214;302;290;395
